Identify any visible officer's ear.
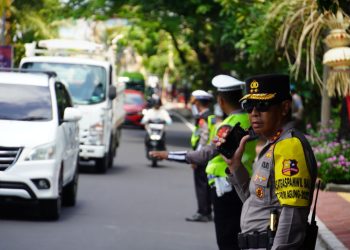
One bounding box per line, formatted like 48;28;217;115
217;95;224;108
281;100;292;117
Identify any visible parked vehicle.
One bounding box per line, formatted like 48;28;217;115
20;39;125;173
123;89;147;128
0;69;82;220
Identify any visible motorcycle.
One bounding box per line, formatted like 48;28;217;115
145;118;166;167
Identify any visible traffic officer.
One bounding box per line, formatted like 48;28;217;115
187;90;215;222
220;74;317;249
150;75;257;250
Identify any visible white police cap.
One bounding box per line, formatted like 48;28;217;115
191;90;213;100
212;74;244;92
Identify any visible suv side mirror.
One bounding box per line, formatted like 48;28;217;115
63;107;82;122
109;85;117;100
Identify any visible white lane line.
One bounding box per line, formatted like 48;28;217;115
169;111;195;132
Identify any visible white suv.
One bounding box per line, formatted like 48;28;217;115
0;69;81;220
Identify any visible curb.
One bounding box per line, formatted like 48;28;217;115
324;183;350;193
316;215;348;250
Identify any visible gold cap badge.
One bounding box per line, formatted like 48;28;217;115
250;80;259;93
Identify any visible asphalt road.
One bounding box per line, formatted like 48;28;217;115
0;115;217;250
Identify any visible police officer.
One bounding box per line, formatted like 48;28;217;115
220;74;317;249
186;90;214;222
150;75;256;250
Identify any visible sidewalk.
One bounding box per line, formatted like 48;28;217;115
317;191;350;249
165;102;350;250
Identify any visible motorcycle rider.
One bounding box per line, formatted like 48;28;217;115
141;96;172;125
142;96;172;164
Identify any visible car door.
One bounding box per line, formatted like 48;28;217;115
55;82;77;184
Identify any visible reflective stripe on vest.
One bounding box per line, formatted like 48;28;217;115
191;115;216;149
207;115;216;144
190;124;200;149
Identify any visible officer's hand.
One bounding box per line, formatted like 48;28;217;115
218;134;250;173
149;151;168;160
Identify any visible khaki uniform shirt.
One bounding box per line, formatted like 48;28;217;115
228;122;317;250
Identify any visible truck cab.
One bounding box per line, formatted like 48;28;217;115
20;39;125;173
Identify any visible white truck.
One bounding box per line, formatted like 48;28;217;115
20;39;125;173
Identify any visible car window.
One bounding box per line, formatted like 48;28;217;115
125;93;144;105
55;82;72;120
61;84;73;108
22;62;107;105
0;83;52;121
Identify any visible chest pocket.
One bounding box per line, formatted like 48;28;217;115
250;160;272;205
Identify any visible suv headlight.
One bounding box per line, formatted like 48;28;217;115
25;143;56;161
88;122;104;145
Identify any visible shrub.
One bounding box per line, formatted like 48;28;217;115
306;121;350;184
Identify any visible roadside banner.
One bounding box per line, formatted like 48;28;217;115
0;45;12;68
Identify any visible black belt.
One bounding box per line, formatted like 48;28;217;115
238;231;268;249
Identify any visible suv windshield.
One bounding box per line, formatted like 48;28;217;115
0;83;52;121
22;62;107;105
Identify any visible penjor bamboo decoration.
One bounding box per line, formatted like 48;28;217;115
323;10;350;97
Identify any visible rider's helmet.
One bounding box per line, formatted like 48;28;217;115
152;95;162;109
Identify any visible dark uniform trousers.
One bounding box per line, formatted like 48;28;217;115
194;164;212;215
211;188;242;250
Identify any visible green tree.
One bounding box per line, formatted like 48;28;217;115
64;0;265;89
6;0;63;65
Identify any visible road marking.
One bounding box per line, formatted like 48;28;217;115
169;111;195;132
338;192;350;203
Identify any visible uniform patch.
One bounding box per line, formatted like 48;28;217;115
261;162;269;169
274;137;311;207
256;186;264;199
282;159;299;176
213;125;231;143
198;118;206;127
216;125;231;138
254;174;267;183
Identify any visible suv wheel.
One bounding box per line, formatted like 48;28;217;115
96;138;114;173
107;137;114;169
152;159;158;167
40;173;62;220
62;166;78;206
96;154;108;173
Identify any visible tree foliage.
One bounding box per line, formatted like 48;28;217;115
5;0;64;65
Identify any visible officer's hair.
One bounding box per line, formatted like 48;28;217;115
218;90;242;107
197;99;211;107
